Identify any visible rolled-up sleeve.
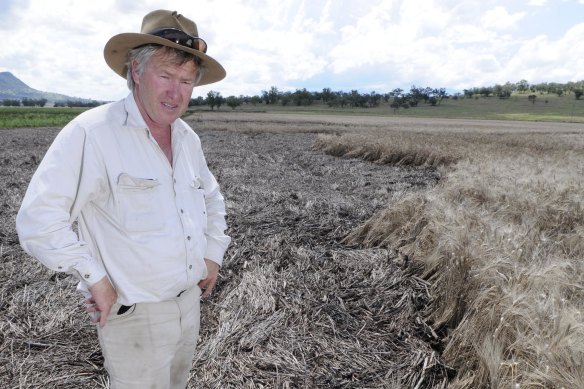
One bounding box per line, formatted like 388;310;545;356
16;121;107;286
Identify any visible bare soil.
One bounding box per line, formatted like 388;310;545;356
0;125;448;388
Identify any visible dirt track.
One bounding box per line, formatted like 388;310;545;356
0;125;447;388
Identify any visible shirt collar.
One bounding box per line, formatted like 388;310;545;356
121;93;150;130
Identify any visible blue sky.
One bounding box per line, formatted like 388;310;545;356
1;0;583;101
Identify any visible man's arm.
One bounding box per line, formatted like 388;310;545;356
85;276;118;327
16;122;108;299
198;258;220;298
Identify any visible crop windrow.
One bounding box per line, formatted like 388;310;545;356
314;118;584;388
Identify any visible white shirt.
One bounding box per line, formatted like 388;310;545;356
16;93;230;305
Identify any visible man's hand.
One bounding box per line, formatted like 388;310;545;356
198;258;220;299
85;276;118;328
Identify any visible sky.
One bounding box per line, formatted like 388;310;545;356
1;0;584;102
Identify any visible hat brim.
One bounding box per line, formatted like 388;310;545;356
104;33;226;86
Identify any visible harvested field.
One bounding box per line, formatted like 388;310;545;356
0;120;447;388
3;112;582;388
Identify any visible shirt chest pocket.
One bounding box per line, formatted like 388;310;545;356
116;173;164;232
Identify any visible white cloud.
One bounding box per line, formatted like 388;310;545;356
482;6;526;30
1;0;583;100
505;23;584;83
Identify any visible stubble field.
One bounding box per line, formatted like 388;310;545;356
1;112;583;388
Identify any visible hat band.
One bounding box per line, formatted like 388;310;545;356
149;28;207;53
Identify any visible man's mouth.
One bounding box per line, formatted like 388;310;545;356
162;102;178;109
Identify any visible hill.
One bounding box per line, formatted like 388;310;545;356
0;71;86;103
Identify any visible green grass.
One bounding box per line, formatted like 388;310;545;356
0;107;87;127
4;93;584;128
200;92;584;123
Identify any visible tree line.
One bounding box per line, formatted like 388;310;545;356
1;98;48;107
463;79;584;100
192;85;449;111
3;79;583;111
1;98;103;107
194;79;584;111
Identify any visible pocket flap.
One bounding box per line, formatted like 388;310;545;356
118;173;159;188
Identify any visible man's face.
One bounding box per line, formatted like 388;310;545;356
132;51;197;130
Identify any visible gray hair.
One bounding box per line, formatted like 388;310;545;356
125;45;204;91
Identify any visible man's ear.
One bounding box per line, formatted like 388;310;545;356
130;59;140;85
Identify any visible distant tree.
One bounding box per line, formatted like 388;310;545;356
189;96;205;106
494;84;512;99
225;96;242;110
261;90;270;104
2;99;21;106
260;86;280;105
22;98;47;107
321;87;333;103
206;91;224;110
280;92;292;106
575;89;583;100
389;88;412;111
348;90;361;107
516;79;529;93
327;91;350;108
65;99;101;108
21;98;34;107
389;88;404;99
433;88;447;104
250;95;262;105
479;87;492;97
292;88;313;106
423;87;435;102
268;86;280;104
528;94;537;104
367;91;382;107
311;90;322;101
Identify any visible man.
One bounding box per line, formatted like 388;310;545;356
16;10;230;389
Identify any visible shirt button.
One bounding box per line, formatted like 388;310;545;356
180;209;184;213
189;265;193;270
187;236;191;241
84;274;90;279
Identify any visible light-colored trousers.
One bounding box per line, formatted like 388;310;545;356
97;286;201;389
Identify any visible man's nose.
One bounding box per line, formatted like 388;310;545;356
166;79;181;98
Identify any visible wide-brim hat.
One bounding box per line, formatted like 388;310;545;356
104;10;225;86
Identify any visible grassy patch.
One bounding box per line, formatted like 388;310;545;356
202;92;584;123
0;107;87;127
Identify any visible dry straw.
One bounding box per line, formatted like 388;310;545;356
2;113;583;388
313;117;584;388
1;122;449;388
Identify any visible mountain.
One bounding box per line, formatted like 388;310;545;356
0;71;87;103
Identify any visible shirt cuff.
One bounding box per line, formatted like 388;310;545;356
204;240;227;267
72;256;108;286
